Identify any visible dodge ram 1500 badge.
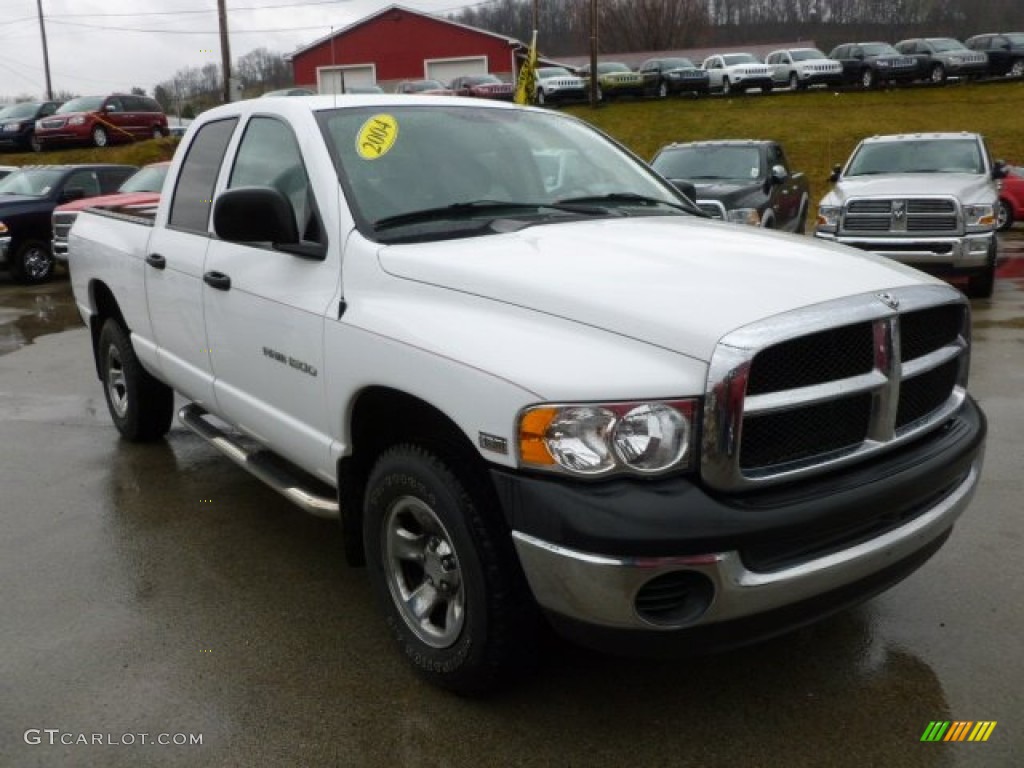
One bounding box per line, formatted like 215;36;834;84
68;96;987;693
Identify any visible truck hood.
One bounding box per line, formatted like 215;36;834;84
692;180;762;207
378;216;931;363
0;194;45;213
822;174;997;205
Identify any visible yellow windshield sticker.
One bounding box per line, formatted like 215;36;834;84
356;114;398;160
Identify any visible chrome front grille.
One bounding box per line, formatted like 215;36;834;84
52;211;78;249
702;285;969;491
842;197;960;235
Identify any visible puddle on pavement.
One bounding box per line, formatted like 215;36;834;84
0;279;84;357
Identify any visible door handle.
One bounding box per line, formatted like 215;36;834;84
203;271;231;291
145;253;166;270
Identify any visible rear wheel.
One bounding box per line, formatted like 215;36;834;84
92;125;109;147
722;77;732;96
657;81;668;99
536;88;546;106
930;63;946;83
788;73;799;91
29;133;42;153
97;319;174;441
363;444;537;694
11;240;55;284
152;126;165;139
861;68;876;89
997;199;1014;231
1011;59;1024;78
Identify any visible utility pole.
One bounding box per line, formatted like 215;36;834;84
217;0;233;103
588;0;598;107
35;0;53;100
532;0;538;31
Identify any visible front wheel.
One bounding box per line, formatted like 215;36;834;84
657;81;668;99
29;133;42;153
363;444;537;694
11;239;55;284
966;244;997;299
536;88;546;106
92;125;109;147
152;126;165;139
861;68;876;89
788;73;799;91
997;199;1014;231
1011;59;1024;78
722;77;732;96
930;63;946;84
97;319;174;441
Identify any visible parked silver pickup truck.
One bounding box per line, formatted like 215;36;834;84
815;132;1005;297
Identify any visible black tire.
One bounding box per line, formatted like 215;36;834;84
152;126;165;139
861;68;876;89
363;444;537;695
29;133;42;153
722;77;732;96
92;125;109;148
536;88;546;106
1011;59;1024;78
657;80;668;99
997;199;1014;231
11;239;55;284
788;72;799;91
97;319;174;442
930;63;946;84
966;244;997;299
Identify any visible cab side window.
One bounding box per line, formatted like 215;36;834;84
228;116;322;245
64;170;101;197
168;118;238;234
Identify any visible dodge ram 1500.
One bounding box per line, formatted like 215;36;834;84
68;96;986;693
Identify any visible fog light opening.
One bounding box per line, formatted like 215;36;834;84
634;570;715;627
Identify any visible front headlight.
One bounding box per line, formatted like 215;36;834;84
727;207;761;226
69;116;86;126
2;123;21;133
518;400;697;477
816;205;841;231
964;203;995;229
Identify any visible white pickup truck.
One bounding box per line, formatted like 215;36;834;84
69;96;986;693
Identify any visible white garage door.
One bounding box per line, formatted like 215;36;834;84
318;65;375;94
425;57;487;85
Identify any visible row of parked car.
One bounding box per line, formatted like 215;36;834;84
0;161;167;283
536;33;1024;102
0;94;170;153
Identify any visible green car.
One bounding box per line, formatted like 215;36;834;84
577;61;645;100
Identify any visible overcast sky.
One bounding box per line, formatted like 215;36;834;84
0;0;474;101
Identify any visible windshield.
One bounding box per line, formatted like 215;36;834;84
790;49;827;61
652;146;763;182
722;54;759;65
57;96;105;114
537;67;571;78
846;139;984;176
119;164;168;193
0;168;64;197
319;105;688;242
1006;33;1024;45
0;102;39;120
861;43;899;56
661;58;696;69
929;38;966;52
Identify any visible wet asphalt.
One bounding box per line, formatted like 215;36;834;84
1;236;1022;767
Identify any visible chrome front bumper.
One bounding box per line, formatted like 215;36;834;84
512;457;981;631
815;231;994;269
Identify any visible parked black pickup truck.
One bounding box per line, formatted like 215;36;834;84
650;139;810;233
0;164;136;283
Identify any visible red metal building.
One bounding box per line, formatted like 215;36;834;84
287;4;528;93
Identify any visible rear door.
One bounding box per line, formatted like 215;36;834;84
202;114;339;477
145;117;238;406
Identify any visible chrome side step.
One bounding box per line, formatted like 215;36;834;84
177;404;340;520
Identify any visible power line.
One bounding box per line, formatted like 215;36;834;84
46;18;341;34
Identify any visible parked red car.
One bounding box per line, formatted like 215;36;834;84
394;80;454;96
449;74;515;100
34;94;169;150
997;165;1024;230
52;161;169;259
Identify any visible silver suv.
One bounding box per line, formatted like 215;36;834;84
815;133;1005;298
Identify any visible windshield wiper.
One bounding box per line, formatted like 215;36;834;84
557;191;699;215
373;200;606;232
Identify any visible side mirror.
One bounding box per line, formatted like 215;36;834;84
770;164;788;184
992;160;1008;180
60;187;85;203
214;186;298;245
829;164;842;183
670;180;697;202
